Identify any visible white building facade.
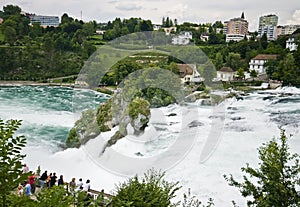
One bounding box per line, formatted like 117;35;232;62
258;14;278;40
249;54;277;74
216;67;235;81
172;31;193;45
286;36;299;51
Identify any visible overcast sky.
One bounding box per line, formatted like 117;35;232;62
1;0;300;31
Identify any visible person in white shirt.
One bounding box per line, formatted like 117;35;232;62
82;179;90;192
75;178;83;191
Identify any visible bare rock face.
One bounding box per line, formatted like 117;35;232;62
132;113;150;135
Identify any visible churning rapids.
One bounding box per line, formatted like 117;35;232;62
0;85;299;206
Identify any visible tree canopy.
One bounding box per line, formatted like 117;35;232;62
224;129;300;207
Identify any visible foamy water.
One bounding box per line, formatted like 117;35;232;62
0;86;299;206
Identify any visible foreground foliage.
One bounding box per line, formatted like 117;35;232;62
111;169;181;207
0;118;27;207
224;129;300;206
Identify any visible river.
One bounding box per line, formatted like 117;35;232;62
0;85;299;206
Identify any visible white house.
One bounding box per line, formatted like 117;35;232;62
172;31;193;45
178;64;203;83
286;36;299;51
96;30;106;35
153;24;162;31
200;34;209;42
216;67;235;81
249;54;277;74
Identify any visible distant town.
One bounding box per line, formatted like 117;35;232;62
0;4;300;87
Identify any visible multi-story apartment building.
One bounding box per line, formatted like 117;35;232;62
224;12;249;42
258;14;278;40
28;14;60;27
280;25;300;35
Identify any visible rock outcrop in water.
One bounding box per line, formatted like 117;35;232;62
65;94;151;149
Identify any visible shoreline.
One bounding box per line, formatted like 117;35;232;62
0;81;75;87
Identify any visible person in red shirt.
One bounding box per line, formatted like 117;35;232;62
28;173;36;194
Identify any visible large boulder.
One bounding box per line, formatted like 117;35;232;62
128;97;151;135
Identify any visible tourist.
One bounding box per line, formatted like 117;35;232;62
83;179;91;192
24;181;31;196
23;164;29;173
76;178;83;191
17;184;24;197
28;173;36;194
46;173;52;187
57;175;65;186
50;172;57;187
39;170;48;189
69;177;76;192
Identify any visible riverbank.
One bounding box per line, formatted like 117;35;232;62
0;81;75;87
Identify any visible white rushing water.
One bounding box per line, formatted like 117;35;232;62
0;85;300;206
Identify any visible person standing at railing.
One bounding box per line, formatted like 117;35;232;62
50;172;57;187
76;178;83;191
39;170;48;189
83;179;91;192
58;175;65;186
28;173;36;194
69;177;76;194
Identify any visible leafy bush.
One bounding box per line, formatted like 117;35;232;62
111;169;181;207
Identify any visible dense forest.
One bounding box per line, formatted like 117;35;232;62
0;4;300;85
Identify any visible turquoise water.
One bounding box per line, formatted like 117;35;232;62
0;86;109;151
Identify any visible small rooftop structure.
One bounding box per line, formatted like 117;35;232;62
177;64;203;83
216;67;235;81
252;54;277;60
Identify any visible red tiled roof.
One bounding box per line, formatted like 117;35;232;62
219;67;234;72
252;54;277;60
178;64;194;77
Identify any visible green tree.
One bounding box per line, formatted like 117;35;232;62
259;33;268;50
265;59;281;80
213;52;223;70
225;52;244;71
208;32;221;44
3;25;16;45
224;130;300;207
249;70;257;80
2;5;21;19
280;53;297;85
36;186;74;207
0;118;28;207
111;169;181;207
236;68;245;80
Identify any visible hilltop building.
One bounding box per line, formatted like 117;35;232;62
224;12;249;42
249;54;277;74
177;64;203;83
286;30;300;51
172;31;192;45
28;14;60;27
258;14;278;40
279;25;300;35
